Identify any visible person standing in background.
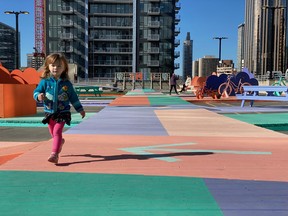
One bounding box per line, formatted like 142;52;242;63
169;72;179;95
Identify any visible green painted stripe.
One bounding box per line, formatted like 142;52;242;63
0;171;223;216
224;113;288;132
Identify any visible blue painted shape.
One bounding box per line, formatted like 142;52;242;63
120;143;271;162
121;143;197;162
204;178;288;216
65;106;169;136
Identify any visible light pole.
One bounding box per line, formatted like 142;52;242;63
4;11;29;69
213;37;228;65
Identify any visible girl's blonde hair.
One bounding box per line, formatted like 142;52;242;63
41;53;69;80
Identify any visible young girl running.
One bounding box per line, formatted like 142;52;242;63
33;53;85;164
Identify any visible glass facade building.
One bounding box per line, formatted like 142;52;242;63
45;0;87;77
45;0;180;79
243;0;288;75
0;22;16;71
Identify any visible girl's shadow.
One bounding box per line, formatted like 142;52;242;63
56;152;213;166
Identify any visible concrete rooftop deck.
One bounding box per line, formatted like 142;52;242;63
1;89;288;216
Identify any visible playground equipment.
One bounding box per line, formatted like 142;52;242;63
218;72;258;97
195;75;222;99
0;64;42;117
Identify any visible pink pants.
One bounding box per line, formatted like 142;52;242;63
48;119;65;153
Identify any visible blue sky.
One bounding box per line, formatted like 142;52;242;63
0;0;245;73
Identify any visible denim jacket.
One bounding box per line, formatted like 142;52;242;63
33;77;84;114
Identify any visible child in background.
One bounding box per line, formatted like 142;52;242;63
33;53;85;164
179;75;191;92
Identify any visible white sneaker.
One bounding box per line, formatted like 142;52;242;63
48;153;59;164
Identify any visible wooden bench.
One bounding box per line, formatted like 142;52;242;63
74;86;103;97
236;85;288;107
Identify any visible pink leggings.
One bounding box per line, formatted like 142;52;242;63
48;119;65;153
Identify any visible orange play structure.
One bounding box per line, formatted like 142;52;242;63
0;64;43;118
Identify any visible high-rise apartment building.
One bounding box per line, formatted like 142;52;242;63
0;22;16;71
182;32;192;78
45;0;180;79
243;0;288;76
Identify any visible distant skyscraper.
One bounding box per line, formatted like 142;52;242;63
243;0;288;76
0;22;16;71
182;32;192;78
237;23;245;71
44;0;181;79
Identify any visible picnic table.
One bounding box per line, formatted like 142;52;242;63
236;85;288;107
74;86;103;97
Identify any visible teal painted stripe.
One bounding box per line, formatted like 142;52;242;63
148;96;190;105
224;113;288;125
126;89;158;95
153;149;271;155
0;113;96;128
0;122;73;127
0;171;223;216
142;88;156;93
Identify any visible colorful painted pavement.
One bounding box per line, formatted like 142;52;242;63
1;89;288;216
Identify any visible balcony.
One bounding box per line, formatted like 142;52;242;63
60;20;73;27
60;33;74;39
91;0;132;3
174;27;180;36
147;47;160;53
60;6;74;14
174;51;180;58
174;39;180;47
59;46;73;53
148;21;160;28
174;63;180;69
93;60;132;66
147;8;160;15
91;23;133;29
147;34;160;41
91;47;133;54
175;3;181;11
148;60;160;67
90;34;133;41
175;15;180;24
